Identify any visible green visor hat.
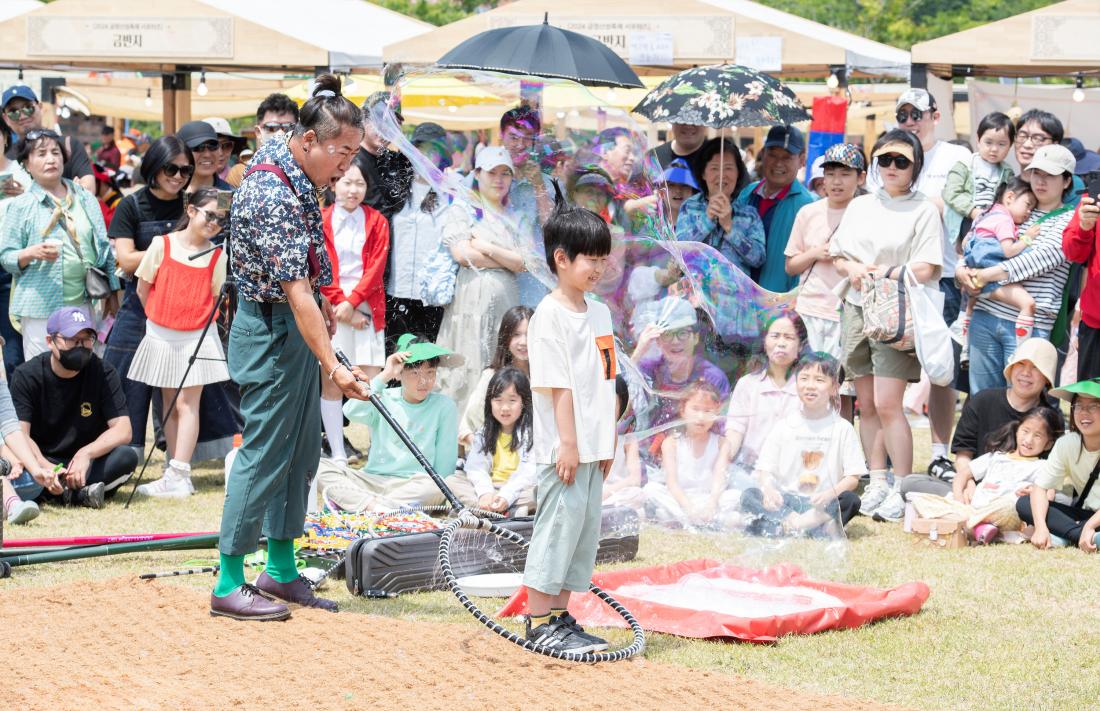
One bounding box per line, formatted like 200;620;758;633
395;333;464;367
1049;378;1100;403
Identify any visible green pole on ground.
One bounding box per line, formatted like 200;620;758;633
0;534;220;567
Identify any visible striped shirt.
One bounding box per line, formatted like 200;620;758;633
973;207;1073;330
971;156;1005;210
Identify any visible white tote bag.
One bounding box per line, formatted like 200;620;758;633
904;271;954;386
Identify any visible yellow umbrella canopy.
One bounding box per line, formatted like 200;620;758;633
287;74;503;109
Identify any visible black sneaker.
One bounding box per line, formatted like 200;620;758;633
746;516;783;538
555;611;608;651
77;482;105;509
525;616;602;654
928;456;956;482
320;433;332;458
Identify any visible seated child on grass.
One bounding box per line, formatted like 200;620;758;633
644;381;740;529
741;353;864;537
449;367;536;513
1017;379;1100;552
959;178;1039;341
909;406;1062;543
315;333;460;512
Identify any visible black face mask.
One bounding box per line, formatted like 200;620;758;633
58;345;92;372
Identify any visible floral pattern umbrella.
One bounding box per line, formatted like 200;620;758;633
632;64;809;128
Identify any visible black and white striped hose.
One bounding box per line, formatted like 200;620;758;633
437;511;646;663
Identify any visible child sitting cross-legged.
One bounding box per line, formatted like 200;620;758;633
741;353;864;537
644;381;740;529
908;406;1063;544
448;367;536;513
315;333;461;512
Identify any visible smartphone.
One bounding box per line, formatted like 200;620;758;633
1088;176;1100;202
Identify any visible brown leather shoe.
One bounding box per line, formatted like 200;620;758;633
255;571;338;612
210;583;291;621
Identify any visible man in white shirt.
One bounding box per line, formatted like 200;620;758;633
872;88;971;484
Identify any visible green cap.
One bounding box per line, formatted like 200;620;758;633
395;333;463;367
1049;378;1100;403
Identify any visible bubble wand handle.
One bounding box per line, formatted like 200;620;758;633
334;349;465;512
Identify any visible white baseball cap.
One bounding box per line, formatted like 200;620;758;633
1025;144;1076;177
475;145;514;173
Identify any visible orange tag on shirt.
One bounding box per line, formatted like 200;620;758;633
595;335;617;380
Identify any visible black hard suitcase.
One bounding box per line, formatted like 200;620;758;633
344;506;640;596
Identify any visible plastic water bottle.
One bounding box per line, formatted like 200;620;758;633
223;433;242;493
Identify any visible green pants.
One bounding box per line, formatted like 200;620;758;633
522;461;604;595
219;300;320;555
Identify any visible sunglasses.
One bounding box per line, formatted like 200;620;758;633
4;105;35;120
261;122;295;133
192;140;220;153
876;154;912;170
24;128;60;143
161;163;195;179
895;109;925;123
217;138;236;152
196;207;228;226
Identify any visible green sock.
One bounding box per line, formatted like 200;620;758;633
265;538;299;583
213;553;245;597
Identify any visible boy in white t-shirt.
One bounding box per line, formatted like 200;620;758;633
522;201;617;654
743;353;865;536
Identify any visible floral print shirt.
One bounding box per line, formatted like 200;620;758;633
230;135;331;302
674;192;766;276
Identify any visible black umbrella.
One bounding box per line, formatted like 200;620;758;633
435;13;644;89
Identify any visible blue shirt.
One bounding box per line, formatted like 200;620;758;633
674;192;765;276
736;179;815;292
229;135;332;303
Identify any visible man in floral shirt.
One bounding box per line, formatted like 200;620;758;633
212;79;371;622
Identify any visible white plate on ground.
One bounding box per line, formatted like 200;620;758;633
456;572;523;597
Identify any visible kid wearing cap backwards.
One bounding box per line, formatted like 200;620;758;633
523;200;617;654
314;333;460;512
1018;378;1100;552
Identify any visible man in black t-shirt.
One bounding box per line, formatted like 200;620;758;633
9;307;137;508
1;85;95;193
646;123;707;174
357;91;412;219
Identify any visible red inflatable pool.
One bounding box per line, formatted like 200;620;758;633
499;559;930;642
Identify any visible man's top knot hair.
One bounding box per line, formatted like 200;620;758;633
298;73;362;141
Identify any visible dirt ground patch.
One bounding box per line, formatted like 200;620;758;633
2;578;908;710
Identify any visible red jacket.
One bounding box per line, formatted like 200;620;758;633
320;204;390;330
1063;205;1099;329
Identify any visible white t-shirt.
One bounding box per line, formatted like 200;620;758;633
753;411;867;494
968;451;1045;509
332;205;366;295
672;432;721;495
1036;433;1100;511
868;139;970;277
528;295;617;465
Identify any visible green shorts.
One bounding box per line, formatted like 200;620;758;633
841;303;921;383
522;461;604;595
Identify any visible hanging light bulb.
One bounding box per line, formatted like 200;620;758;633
145;88;153;108
196;71;208;97
1073;75;1085;103
17;67;23;82
826;72;840;90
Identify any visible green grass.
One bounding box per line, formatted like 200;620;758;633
4;423;1099;710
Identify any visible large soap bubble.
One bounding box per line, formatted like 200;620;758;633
367;67;851;577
